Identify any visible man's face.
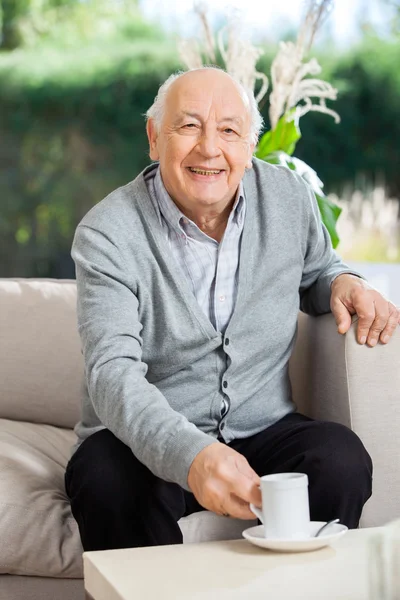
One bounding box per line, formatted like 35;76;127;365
146;70;255;215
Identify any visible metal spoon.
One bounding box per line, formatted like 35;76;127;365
315;518;340;537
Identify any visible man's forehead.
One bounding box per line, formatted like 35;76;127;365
170;71;246;101
166;85;249;124
173;70;236;91
173;110;246;125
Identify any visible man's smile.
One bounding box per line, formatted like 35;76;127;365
186;167;226;180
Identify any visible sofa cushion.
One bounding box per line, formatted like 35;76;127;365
0;279;83;428
0;418;256;578
0;419;83;577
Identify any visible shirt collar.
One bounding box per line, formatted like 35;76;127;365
154;166;246;235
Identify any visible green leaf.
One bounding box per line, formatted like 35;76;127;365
255;110;301;158
260;150;296;170
259;150;341;249
315;193;342;249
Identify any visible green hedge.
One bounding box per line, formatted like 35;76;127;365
0;40;181;277
0;35;399;277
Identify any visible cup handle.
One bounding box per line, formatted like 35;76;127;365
249;503;264;523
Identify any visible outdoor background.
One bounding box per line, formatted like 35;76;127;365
0;0;399;300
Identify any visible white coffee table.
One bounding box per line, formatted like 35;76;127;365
84;528;382;600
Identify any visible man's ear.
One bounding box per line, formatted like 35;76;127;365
146;118;160;161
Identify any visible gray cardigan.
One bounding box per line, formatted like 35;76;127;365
72;158;356;490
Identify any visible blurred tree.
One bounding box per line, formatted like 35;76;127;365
296;36;400;199
0;0;140;50
385;0;400;32
0;0;31;49
0;0;80;49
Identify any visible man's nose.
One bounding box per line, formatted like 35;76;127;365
196;130;222;157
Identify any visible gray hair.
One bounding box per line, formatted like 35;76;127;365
145;66;264;145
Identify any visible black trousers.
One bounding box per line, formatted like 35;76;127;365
65;413;373;551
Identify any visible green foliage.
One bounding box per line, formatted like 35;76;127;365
0;34;180;276
386;0;400;33
0;0;31;49
0;0;144;50
33;1;156;50
0;30;400;276
255;109;301;158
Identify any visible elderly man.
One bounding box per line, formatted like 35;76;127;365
65;67;398;552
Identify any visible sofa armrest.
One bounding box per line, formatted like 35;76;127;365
289;312;400;528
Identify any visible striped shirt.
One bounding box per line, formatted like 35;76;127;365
145;167;245;419
145;167;246;335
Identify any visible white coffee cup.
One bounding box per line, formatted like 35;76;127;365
250;473;310;540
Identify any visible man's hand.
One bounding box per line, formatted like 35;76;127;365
331;274;400;346
187;443;261;520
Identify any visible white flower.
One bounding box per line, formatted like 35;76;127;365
178;0;339;130
177;39;204;70
269;0;340;129
181;1;216;65
178;4;268;104
217;11;268;104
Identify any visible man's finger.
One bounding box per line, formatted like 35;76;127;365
235;454;260;480
352;293;376;344
365;300;389;347
230;472;260;505
380;305;400;344
225;463;261;514
221;493;258;520
331;298;352;334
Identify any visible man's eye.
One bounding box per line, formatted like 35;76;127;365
224;128;236;134
183;123;197;128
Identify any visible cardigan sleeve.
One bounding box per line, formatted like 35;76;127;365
298;179;364;315
71;224;217;490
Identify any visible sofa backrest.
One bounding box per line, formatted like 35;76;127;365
0;279;83;428
0;277;311;432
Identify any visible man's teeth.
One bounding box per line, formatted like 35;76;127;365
189;168;221;175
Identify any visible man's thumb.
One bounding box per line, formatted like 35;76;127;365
333;302;351;335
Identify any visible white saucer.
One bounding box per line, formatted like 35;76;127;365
242;521;348;553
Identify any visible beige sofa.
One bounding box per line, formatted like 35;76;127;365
0;278;399;600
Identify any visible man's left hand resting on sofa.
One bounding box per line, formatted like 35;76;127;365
330;273;399;347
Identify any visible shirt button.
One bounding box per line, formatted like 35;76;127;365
224;338;230;346
223;381;228;389
219;295;226;302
